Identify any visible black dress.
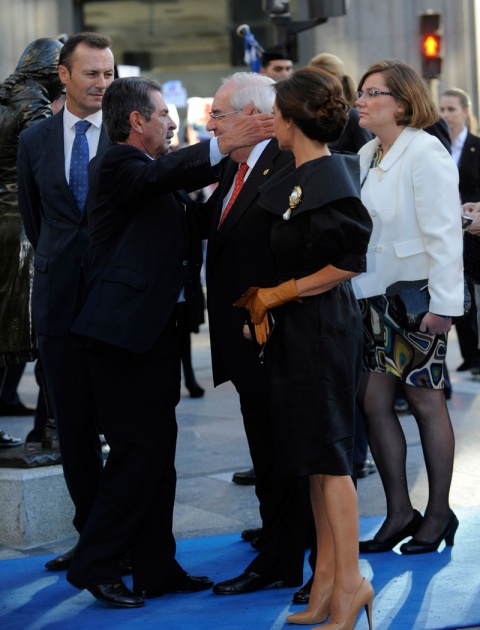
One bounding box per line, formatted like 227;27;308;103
258;153;373;477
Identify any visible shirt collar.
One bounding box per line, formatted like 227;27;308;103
246;139;271;169
452;125;468;150
64;102;103;130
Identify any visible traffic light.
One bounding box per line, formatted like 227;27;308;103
420;12;442;79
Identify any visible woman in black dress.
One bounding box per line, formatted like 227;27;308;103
235;67;373;630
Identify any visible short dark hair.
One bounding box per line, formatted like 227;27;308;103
358;59;439;128
59;32;112;72
102;76;162;143
261;45;292;67
274;66;349;143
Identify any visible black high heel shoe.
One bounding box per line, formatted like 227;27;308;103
185;380;205;398
360;509;423;553
400;509;459;554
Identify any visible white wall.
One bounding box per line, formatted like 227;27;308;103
299;0;480;118
1;0;479;118
0;0;73;82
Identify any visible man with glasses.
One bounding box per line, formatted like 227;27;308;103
195;72;309;596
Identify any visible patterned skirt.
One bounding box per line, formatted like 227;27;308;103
358;295;446;389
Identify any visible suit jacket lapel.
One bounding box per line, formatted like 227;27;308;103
213;141;281;251
43;112;74;207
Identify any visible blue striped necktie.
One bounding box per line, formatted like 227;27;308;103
69;120;91;211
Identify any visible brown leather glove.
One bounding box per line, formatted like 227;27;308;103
255;278;301;319
234;279;302;344
253;313;270;345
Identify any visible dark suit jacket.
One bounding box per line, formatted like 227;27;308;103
72;142;217;354
458;130;480;203
458;131;480;286
197;139;294;392
17;110;111;336
330;107;373;153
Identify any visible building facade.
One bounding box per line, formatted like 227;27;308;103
1;0;479;119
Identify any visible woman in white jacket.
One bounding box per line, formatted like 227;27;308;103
353;60;464;554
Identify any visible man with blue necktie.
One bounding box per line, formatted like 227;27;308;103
17;32;116;572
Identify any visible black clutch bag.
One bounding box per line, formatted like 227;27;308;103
385;280;429;331
386;279;472;331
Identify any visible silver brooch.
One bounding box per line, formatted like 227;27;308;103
283;186;303;221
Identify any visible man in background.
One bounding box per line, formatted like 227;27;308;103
260;44;293;81
231;43;293;489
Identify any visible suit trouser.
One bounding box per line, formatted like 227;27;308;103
455;279;480;366
38;332;103;532
237;390;309;584
67;315;185;591
0;362;25;404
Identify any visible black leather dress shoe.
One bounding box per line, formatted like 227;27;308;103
241;527;262;542
292;575;313;604
45;545;78;571
355;459;377;479
232;467;256;485
166;573;213;594
135;573;214;599
213;571;299;595
185;381;205;398
0;429;23;448
68;578;144;608
360;509;423;553
0;402;35;416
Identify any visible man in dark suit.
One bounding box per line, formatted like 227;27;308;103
197;72;310;595
17;32;115;569
456;128;480;371
64;76;275;608
440;88;480;372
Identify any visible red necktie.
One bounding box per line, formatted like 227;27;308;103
219;163;249;226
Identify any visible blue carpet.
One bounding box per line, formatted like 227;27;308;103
1;507;479;630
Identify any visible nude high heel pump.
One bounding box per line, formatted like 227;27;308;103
313;578;374;630
286;586;332;625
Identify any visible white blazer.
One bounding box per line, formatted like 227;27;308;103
352;127;464;317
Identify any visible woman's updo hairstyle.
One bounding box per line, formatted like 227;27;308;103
274;66;349;143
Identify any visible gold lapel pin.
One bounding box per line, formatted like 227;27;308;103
263;169;270;176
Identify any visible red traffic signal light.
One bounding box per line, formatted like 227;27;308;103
419;13;442;79
422;34;441;58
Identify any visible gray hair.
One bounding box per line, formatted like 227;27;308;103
102;76;161;143
221;72;275;114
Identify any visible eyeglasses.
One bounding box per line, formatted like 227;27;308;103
208;110;241;120
355;89;393;100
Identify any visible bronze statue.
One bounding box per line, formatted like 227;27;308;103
0;38;63;452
